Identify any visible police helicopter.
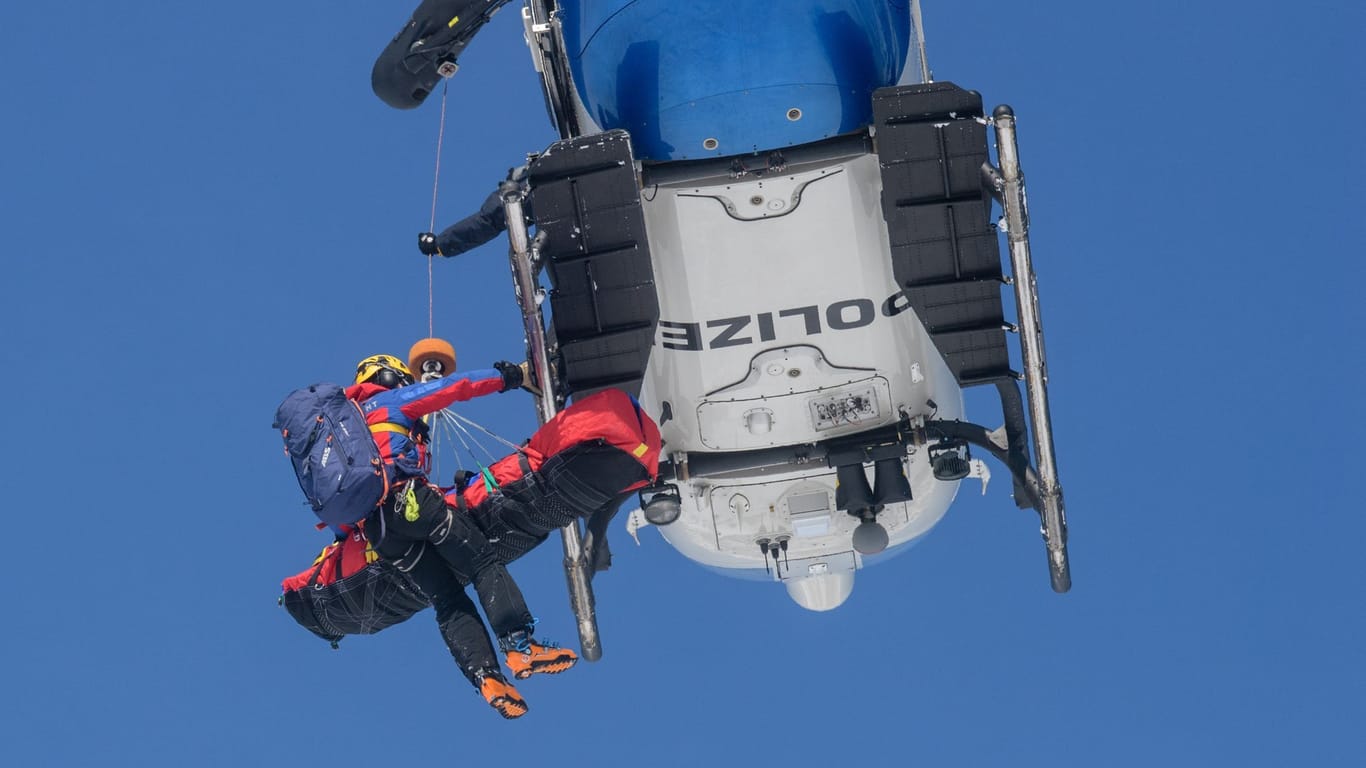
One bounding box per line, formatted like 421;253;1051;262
376;0;1070;660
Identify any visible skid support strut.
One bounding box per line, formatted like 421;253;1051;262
502;184;603;659
991;106;1071;592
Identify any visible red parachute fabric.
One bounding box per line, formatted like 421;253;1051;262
459;388;661;509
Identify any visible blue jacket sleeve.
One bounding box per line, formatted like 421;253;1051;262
392;368;506;419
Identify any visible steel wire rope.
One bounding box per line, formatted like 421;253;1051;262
426;408;473;487
425;406;522;494
425;80;452;339
425;412;452;486
443;410;505;465
447;410;524;454
418;397;461;489
433;409;497;480
443;409;480;466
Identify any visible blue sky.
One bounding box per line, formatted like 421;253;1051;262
2;1;1362;765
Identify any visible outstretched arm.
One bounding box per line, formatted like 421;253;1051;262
431;188;507;257
394;363;524;419
419;164;531;257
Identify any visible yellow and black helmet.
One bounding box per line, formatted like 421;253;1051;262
354;354;414;389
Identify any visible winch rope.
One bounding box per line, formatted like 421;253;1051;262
425;79;451;339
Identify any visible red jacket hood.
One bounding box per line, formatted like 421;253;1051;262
345;382;388;402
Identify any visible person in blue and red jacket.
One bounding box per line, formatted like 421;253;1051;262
348;354;576;720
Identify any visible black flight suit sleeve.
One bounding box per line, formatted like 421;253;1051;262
432;164;533;257
433;188;508;257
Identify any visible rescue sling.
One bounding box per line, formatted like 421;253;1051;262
278;388;662;645
279;523;429;647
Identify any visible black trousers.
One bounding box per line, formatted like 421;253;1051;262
468;444;648;566
371;482;533;685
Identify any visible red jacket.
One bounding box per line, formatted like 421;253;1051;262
346;368;506;484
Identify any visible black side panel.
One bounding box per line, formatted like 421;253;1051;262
527;130;659;398
873;82;1012;385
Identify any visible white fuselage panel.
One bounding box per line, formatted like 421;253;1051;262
635;153;965;580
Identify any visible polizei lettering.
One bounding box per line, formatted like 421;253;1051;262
659;292;913;351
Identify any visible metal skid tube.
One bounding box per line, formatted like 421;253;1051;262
991;106;1070;593
502;184;604;660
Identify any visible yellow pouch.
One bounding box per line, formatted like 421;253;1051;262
402;483;421;522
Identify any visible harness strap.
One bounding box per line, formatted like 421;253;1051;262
516;452;545;503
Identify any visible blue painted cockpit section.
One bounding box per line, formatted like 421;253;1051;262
560;1;911;162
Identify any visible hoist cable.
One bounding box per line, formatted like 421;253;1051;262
425;79;451;338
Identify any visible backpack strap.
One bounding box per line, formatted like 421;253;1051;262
304;545;334;588
333;543;346;584
411;417;431;444
516;452;544;503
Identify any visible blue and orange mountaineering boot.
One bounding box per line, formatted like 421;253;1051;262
503;636;579;680
474;669;528;719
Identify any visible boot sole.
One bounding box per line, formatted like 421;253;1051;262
488;695;528;719
509;657;578;679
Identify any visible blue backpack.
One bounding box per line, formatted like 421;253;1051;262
274;383;389;528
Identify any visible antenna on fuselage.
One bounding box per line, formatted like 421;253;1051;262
911;0;931;83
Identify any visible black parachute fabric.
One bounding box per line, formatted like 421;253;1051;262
372;0;512;109
280;526;429;646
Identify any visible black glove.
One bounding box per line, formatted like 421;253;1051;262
493;360;524;392
418;232;441;256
